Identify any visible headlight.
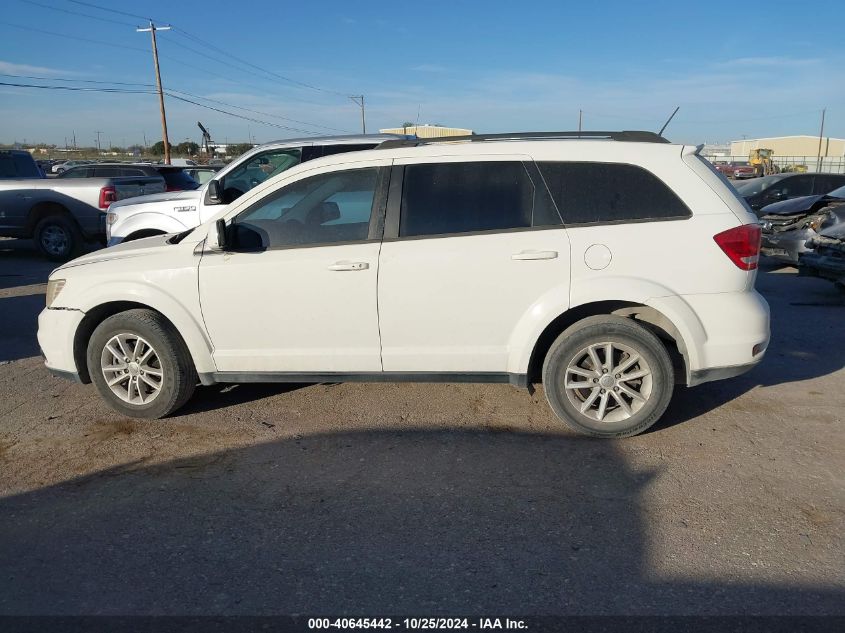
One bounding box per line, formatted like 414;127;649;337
106;212;118;225
46;279;66;307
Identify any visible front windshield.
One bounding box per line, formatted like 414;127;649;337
219;148;302;203
734;175;785;196
827;185;845;199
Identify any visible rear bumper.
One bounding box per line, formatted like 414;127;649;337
688;360;761;387
657;291;769;385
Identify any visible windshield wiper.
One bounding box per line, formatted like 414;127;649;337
169;228;195;244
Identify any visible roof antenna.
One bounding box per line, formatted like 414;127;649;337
658;106;680;137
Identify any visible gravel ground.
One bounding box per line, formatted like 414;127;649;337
0;238;843;615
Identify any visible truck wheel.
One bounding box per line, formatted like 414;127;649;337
34;215;82;261
87;309;197;419
542;315;674;438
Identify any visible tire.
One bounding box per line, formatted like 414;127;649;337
34;215;83;261
542;315;674;438
86;309;197;419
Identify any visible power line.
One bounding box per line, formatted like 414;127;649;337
63;0;350;97
165;93;322;136
0;81;322;135
17;0;136;27
0;80;155;94
0;72;154;87
0;20;149;53
67;0;161;22
166;88;353;133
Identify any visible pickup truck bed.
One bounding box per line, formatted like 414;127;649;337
0;175;165;260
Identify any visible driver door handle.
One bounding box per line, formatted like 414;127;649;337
328;261;369;271
511;250;558;260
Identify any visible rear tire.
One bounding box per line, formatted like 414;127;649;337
87;309;197;419
542;315;674;438
34;215;82;261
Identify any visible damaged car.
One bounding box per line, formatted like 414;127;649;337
758;184;845;265
735;173;845;212
798;219;845;291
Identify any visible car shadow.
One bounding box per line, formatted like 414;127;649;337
0;428;841;615
0;294;44;362
175;382;313;416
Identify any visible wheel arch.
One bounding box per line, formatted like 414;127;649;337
26;201;78;235
525;300;692;386
72;294;215;383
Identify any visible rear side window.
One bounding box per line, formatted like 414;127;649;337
93;167;122;177
58;167;93;178
537;162;691;225
399;161;560;238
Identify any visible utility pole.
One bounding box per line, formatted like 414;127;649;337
349;95;366;134
95;130;102;154
816;108;826;172
578;109;582;132
138;21;172;164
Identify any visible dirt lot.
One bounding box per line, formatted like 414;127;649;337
0;237;843;615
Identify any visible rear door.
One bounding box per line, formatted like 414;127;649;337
377;156;570;373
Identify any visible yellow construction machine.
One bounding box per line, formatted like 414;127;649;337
749;148;779;177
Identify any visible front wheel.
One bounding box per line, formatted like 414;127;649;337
87;309;197;419
542;315;674;438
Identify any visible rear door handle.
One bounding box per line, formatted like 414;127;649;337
328;261;369;271
511;250;558;260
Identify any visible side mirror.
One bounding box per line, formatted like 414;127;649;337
207;179;222;205
215;218;228;250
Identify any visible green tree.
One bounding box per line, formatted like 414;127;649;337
150;141;172;156
176;141;199;156
226;143;253;157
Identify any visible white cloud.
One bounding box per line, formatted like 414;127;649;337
0;60;81;77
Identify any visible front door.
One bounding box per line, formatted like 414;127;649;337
198;161;388;373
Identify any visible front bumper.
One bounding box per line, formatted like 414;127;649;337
760;228;815;264
798;250;845;284
37;307;85;379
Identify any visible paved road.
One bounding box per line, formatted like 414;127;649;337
0;238;843;615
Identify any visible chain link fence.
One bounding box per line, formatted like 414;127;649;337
707;156;845;174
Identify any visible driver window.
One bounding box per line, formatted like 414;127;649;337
220;148;302;203
233;167;379;248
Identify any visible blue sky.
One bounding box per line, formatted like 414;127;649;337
0;0;842;147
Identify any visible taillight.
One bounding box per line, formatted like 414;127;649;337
98;185;117;209
165;185;178;192
714;224;761;271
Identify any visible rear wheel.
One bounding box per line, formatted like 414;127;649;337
87;309;197;419
542;315;674;438
34;215;82;261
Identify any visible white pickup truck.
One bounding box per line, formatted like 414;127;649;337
106;134;404;246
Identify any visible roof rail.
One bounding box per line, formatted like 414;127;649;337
376;130;670;149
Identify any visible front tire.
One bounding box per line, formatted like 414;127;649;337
542;315;674;438
87;309;197;419
34;215;82;261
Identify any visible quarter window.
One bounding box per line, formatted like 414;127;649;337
537;162;691;224
399;161;560;238
234;167;379;248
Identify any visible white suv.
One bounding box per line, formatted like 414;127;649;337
38;131;769;438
